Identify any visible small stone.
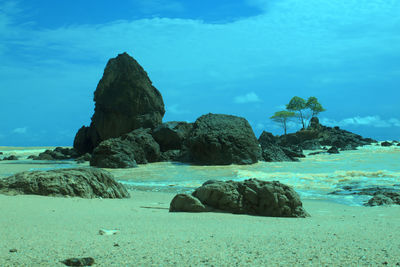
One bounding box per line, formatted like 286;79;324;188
61;257;95;266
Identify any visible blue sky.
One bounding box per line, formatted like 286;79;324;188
1;0;399;146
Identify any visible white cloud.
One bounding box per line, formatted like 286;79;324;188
166;104;189;115
12;127;28;134
320;116;400;128
234;92;261;104
388;118;400;127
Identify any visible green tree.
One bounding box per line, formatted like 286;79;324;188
306;96;326;118
286;96;307;129
270;110;295;135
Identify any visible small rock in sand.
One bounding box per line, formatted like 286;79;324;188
61;257;95;266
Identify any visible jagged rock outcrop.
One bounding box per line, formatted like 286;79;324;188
90;128;160;168
277;117;375;150
186;113;261;165
90;138;137;168
365;191;400;206
30;147;79;160
170;179;309;217
258;131;304;162
73;52;165;155
0;168;130;198
152;121;193;152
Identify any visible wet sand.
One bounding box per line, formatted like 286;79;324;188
1;191;400;266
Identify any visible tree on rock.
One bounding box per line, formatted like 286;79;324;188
286;96;307;129
270;110;295;135
306;96;326;124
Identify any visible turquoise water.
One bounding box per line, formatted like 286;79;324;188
1;144;399;206
110;144;400;206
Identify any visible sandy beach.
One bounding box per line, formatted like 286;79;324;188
1;191;400;266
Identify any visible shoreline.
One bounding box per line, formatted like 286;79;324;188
1;191;399;266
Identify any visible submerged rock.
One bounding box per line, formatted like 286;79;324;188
32;147;79;160
327;146;339;154
2;155;18;160
187;113;261;165
74;52;165;155
365;192;400;206
381;141;393;147
170;179;309;218
0;168;130;198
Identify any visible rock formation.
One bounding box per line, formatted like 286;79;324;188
277;117;376;150
0;168;130;198
186;113;261;165
74;52;165;155
29;147;78;160
365;191;400;206
152;121;192;152
90;128;160;168
258;131;304;162
90;138;138;168
170;179;309;217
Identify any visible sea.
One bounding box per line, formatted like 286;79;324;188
0;143;399;206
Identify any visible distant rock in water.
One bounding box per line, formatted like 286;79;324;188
277;117;376;150
0;168;130;198
186;113;261;165
30;147;78;160
365;191;400;206
380;141;393;147
2;155;18;161
74;52;165;155
170;179;309;218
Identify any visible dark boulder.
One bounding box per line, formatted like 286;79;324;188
308;151;325;156
76;153;91;164
32;147;79;160
90;139;137;168
159;150;181;162
0;168;130;198
281;146;305;159
365;192;400;206
90;128;160;168
120;128;161;164
187;113;261;165
258;131;302;162
73;126;98;156
261;146;293;162
381;141;393;147
73;52;165;154
327;146;339;154
169;194;207;212
61;257;95;266
170;179;309;218
152;121;193;152
2;155;18;160
300;140;321;150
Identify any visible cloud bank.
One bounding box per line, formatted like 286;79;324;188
234;92;261;104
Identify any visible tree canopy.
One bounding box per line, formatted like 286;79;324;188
270;110;295;135
286;96;307;129
271;96;326;134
